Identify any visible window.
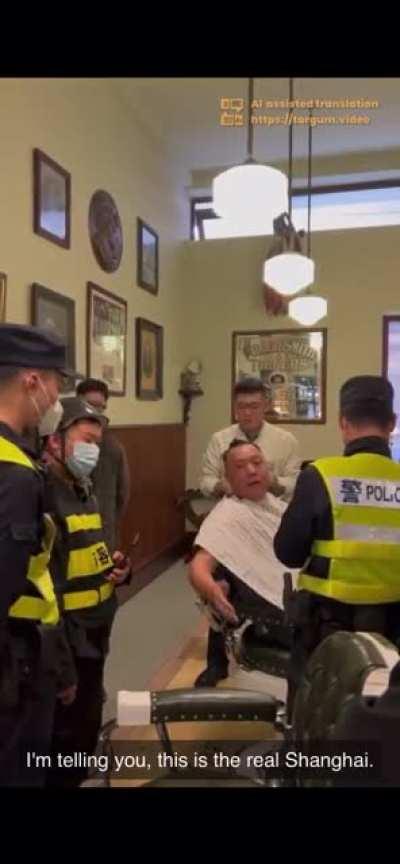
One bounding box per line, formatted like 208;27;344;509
191;179;400;241
383;316;400;463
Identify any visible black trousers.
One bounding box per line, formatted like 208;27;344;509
205;568;284;672
287;591;400;720
47;654;105;788
0;672;57;788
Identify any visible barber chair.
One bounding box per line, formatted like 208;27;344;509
81;628;397;787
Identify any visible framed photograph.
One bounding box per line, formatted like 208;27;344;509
137;218;159;295
232;328;327;424
33;149;71;249
31;283;76;392
136;318;163;400
87;282;127;396
0;273;6;322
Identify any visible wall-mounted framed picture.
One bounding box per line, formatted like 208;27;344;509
31;283;76;392
89;189;123;273
0;273;7;322
137;218;159;295
33;149;71;249
232;327;327;424
87;282;127;396
136;317;163;400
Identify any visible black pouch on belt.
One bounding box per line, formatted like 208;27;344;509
0;625;20;710
36;623;64;676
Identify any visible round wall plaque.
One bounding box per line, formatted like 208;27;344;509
89;189;123;273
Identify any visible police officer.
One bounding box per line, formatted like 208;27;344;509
0;324;79;787
42;397;131;787
274;375;400;714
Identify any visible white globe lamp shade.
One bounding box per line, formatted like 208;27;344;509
213;164;288;233
263;252;315;296
288;295;327;326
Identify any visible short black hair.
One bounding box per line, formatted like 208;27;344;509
76;378;109;400
341;401;395;428
222;438;262;464
340;376;395;428
233;378;266;398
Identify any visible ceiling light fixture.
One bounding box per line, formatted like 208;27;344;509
213;79;288;233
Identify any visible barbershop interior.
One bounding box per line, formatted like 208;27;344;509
2;76;400;790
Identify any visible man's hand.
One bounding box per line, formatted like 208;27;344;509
105;551;131;585
213;478;232;498
209;581;238;625
58;684;77;706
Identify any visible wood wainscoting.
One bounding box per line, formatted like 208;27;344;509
111;423;186;602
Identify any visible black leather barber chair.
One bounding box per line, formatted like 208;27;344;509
82;627;398;787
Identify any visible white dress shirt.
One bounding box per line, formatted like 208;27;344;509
200;421;301;502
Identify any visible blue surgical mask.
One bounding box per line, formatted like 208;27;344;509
66;442;100;479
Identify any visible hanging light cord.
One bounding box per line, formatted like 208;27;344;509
307;109;312;258
246;78;254;162
288;78;294;221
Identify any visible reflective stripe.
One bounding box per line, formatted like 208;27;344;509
313;539;400;560
63;581;114;611
335;523;400;543
0;439;59;625
66;513;102;534
328;505;400;528
67;542;113;580
298;573;400;604
0;436;35;470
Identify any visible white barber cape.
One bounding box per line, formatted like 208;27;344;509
195;494;298;610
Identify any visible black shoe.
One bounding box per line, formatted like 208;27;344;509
194;665;229;688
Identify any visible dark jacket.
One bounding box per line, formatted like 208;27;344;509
91;430;130;554
45;470;119;660
0;422;75;698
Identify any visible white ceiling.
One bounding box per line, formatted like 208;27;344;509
117;78;400;173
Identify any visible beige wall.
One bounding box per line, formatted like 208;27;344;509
182;226;400;487
0;78;188;425
190;147;400;190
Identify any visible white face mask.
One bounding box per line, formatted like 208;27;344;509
66;442;100;479
31;377;64;436
38;399;64;437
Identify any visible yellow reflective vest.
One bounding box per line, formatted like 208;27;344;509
298;453;400;604
46;475;115;613
61;507;115;612
0;435;59;625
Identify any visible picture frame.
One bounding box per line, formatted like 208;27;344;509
137;218;159;295
0;273;7;322
232;328;327;424
31;283;76;392
33;149;71;249
87;282;127;396
136;317;163;400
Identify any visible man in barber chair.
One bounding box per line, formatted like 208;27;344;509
189;440;293;685
274;375;400;717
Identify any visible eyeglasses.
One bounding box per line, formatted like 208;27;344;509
235;402;264;412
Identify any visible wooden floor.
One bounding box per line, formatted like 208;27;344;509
111;619;281;787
